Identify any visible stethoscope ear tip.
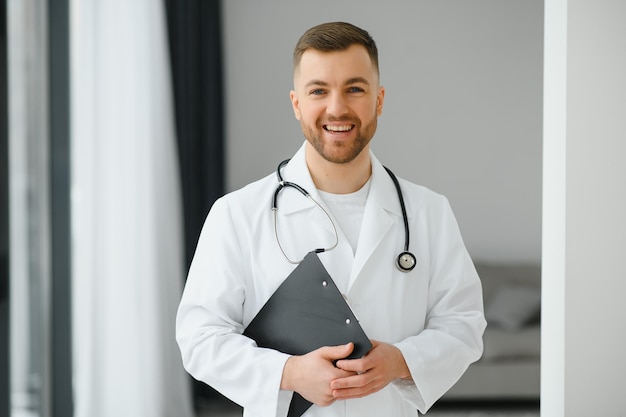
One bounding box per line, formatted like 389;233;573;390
396;252;417;272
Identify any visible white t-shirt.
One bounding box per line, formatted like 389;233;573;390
317;179;371;255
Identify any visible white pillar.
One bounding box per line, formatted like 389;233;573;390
543;0;626;415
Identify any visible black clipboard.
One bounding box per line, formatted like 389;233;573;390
243;251;372;416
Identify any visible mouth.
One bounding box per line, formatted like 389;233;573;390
323;124;355;133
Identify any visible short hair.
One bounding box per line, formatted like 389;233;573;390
293;22;379;76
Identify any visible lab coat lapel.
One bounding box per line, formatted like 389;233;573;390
279;144;337;244
279;145;314;215
347;155;402;290
280;146;403;289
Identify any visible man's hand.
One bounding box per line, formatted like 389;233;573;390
281;343;357;407
330;340;412;400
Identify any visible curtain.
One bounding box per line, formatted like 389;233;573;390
164;0;225;271
164;0;225;405
70;0;193;416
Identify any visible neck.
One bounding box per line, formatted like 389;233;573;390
305;143;372;194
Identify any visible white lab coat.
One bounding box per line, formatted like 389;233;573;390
176;144;486;417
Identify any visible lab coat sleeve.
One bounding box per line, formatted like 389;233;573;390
391;197;486;412
176;197;292;417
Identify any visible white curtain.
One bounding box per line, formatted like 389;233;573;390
70;1;193;416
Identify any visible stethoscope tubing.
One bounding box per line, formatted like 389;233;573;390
383;166;411;254
273;160;338;264
272;159;416;271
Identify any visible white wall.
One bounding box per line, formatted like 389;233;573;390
222;1;543;264
543;0;626;414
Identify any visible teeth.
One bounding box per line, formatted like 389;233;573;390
325;125;353;132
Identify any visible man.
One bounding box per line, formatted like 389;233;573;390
176;22;485;417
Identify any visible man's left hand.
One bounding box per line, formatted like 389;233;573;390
330;340;412;400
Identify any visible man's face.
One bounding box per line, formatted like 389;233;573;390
290;44;385;164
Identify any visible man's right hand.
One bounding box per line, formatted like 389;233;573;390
280;343;357;407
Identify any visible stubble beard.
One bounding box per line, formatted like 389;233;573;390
301;116;378;164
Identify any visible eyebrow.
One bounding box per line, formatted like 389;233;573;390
345;77;370;86
304;77;371;89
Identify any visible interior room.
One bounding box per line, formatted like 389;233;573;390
217;1;543;415
2;0;625;416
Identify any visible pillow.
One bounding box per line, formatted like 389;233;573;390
484;285;541;330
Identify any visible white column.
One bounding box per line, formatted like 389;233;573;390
543;0;626;414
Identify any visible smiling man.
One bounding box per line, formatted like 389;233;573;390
292;43;382;162
176;22;486;417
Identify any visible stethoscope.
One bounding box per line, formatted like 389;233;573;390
271;159;417;272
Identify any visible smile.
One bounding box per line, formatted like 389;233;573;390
323;124;354;132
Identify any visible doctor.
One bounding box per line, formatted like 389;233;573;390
176;21;486;417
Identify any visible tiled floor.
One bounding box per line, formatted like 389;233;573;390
195;397;540;417
197;411;539;417
196;402;241;417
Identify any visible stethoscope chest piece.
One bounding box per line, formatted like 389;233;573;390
396;251;417;272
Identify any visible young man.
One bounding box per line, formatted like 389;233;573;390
176;22;485;417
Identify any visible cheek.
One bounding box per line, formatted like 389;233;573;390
299;104;324;123
359;102;380;120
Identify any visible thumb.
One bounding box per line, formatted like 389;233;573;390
319;342;354;360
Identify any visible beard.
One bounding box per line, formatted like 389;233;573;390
300;115;378;164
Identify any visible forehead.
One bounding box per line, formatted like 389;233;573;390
294;44;378;85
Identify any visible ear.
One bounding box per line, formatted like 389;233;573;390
376;86;385;116
290;90;301;120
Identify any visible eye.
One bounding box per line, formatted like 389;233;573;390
309;89;326;96
347;86;365;94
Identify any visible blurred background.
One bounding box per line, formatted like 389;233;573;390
2;0;545;416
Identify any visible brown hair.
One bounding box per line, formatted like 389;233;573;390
293;22;379;75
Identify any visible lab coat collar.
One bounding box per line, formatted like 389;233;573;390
368;153;405;219
278;142;407;287
278;143;407;223
347;153;405;287
279;143;404;217
278;143;319;215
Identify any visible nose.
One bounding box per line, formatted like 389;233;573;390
326;92;349;117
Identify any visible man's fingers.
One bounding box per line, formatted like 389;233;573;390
334;357;366;373
319;342;354;360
